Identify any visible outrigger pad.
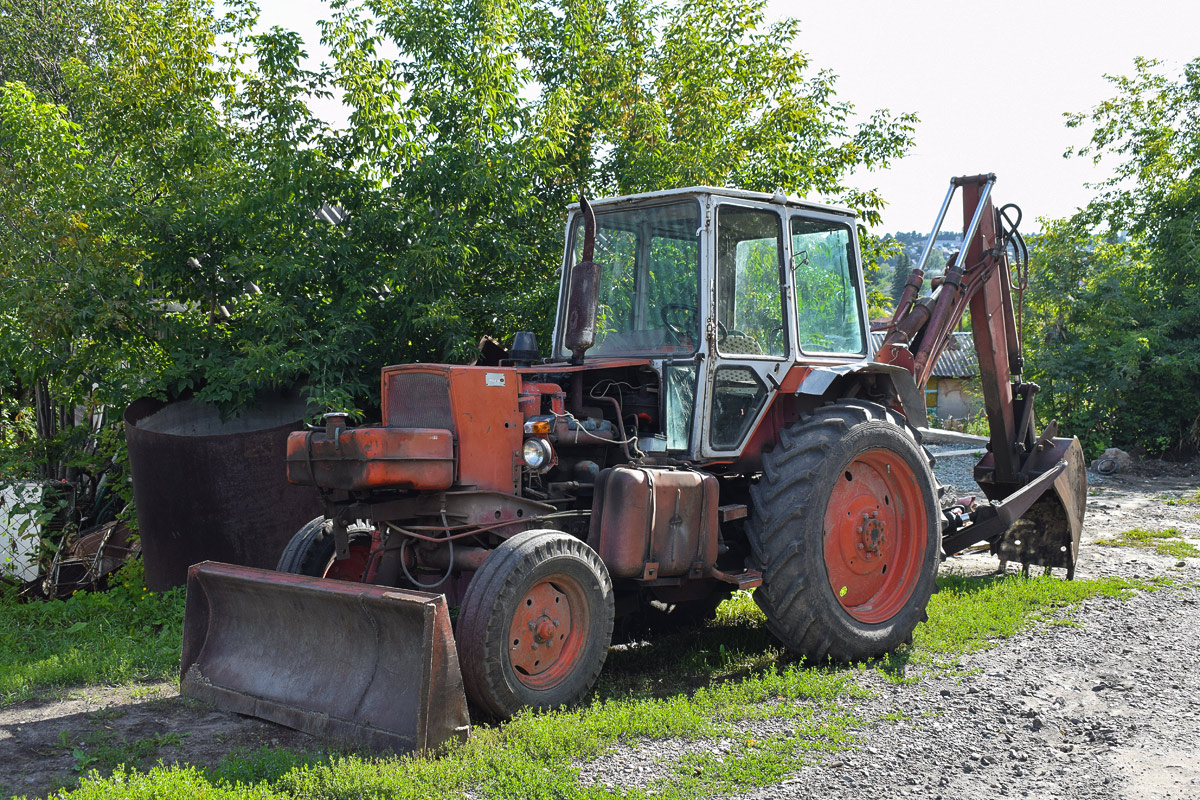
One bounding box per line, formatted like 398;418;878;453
181;562;470;753
992;437;1088;571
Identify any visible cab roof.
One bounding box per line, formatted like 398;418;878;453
567;186;856;219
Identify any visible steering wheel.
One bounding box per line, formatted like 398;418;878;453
660;304;699;341
766;325;785;353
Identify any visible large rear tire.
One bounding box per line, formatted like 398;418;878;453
747;400;939;662
457;529;614;720
275;516;372;582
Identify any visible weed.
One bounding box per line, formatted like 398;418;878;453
87;708;127;723
1096;527;1200;559
902;573;1163;668
0;559;185;706
1164;488;1200;506
206;747;329;787
55;728;188;779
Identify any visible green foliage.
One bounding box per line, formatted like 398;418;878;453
887;248;912;308
1025;57;1200;456
0;558;185;705
1095;527;1200;559
2;0;915;411
911;572;1160;660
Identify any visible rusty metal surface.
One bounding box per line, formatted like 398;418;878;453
44;521;140;598
379;366;523;494
974;436;1088;571
447;368;523;493
285;426;454;491
383;370;454;430
565;195;599;364
180;561;470;753
871;332;978;378
124;397;323;592
588;466;719;579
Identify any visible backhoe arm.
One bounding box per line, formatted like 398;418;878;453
875;174;1087;571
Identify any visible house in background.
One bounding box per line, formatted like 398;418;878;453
869;331;980;421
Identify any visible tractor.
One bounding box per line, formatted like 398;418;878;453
180;174;1086;752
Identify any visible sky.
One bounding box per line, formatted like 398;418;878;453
253;0;1199;232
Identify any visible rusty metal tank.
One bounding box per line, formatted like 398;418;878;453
124;394;322;591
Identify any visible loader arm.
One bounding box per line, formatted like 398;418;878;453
876;174;1087;569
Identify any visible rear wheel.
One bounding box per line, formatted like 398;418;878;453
747;400;939;662
276;516;373;582
457;529;614;720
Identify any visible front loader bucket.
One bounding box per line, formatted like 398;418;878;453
979;437;1088;572
180;562;470;752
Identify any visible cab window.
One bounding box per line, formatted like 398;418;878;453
790;218;865;355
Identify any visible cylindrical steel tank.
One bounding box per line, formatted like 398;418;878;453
124;394;322;591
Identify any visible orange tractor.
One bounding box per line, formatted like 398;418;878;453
181;174;1086;751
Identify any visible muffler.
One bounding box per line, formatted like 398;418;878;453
181;562;470;752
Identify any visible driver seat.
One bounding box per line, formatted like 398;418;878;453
720;333;762;356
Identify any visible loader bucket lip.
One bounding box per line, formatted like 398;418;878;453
181;561;470;753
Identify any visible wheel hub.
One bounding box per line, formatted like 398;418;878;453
857;512;886;559
508;581;573;680
533;615;559;643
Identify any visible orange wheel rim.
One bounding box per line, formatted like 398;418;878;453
507;576;587;690
823;448;927;624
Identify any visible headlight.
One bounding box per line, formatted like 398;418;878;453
522;438;555;472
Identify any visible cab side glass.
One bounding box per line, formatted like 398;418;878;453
790;218;866;355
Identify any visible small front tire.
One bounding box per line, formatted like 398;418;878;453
456;529;615;720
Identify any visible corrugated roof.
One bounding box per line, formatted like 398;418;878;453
868;331;978;378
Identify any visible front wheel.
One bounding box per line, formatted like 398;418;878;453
747;400;940;662
275;516;373;582
456;530;615;720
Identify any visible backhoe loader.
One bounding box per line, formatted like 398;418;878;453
180;174;1087;751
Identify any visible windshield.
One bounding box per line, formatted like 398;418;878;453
562;201;700;357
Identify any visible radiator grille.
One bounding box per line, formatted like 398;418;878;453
386;372;454;430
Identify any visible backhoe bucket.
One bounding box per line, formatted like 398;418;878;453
180;562;470;752
978;437;1088;573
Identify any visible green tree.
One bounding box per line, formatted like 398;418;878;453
889;248;912;305
2;0;919;491
1025;57;1200;456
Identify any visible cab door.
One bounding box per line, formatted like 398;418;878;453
698;202;792;458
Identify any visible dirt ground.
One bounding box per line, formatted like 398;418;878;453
1;460;1198;799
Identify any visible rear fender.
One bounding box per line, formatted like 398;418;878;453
796;363;927;427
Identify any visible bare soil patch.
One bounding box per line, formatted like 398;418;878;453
0;684;318;798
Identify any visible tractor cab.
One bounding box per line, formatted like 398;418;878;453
554;188;870;459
